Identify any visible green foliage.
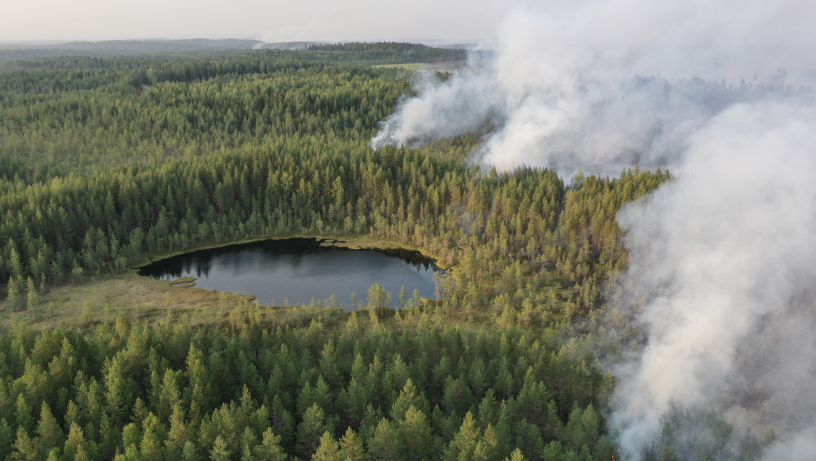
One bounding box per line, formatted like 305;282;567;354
0;43;670;341
0;318;624;460
0;43;686;461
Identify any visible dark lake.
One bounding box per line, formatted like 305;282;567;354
138;238;441;310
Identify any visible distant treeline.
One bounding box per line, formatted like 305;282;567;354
0;39;263;63
0;42;467;73
305;43;466;63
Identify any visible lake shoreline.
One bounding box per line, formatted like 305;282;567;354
130;233;445;270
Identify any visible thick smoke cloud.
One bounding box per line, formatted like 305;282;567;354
613;102;816;457
373;1;816;173
372;0;816;458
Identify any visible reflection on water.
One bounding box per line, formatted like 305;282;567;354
138;238;441;310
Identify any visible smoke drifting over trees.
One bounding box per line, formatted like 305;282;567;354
373;0;816;172
615;102;816;459
372;0;816;458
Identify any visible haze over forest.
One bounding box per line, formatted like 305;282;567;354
1;0;815;461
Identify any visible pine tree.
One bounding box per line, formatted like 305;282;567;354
541;441;564;461
240;427;259;461
64;422;87;461
473;424;499;461
104;359;130;426
182;441;202;461
390;379;430;421
36;403;64;453
140;426;163;460
15;395;34;435
166;404;189;459
210;436;231;461
98;414;119;460
252;428;286;461
399;285;408;308
296;404;327;459
186;344;213;424
12;427;39;461
0;419;13;461
25;276;37;313
445;411;480;460
398;406;436;461
367;418;402;461
121;423;141;455
7;276;21;311
504;448;526;461
339;427;367;461
493;403;513;459
312;431;340;461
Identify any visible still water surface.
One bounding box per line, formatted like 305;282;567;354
139;238;440;310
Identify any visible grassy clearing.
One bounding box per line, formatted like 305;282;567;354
0;268;453;337
0;269;366;332
0;271;262;329
170;276;197;285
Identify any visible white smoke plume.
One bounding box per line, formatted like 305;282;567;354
372;0;816;458
613;102;816;458
373;1;816;173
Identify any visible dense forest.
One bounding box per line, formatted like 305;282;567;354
0;43;769;461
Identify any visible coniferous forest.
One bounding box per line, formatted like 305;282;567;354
0;44;768;461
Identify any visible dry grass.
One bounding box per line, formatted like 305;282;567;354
0;270;260;329
0;270;358;333
170;276;197;285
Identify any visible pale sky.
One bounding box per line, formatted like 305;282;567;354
1;0;530;42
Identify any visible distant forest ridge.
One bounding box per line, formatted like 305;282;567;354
0;39;264;61
0;40;468;65
305;42;468;63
